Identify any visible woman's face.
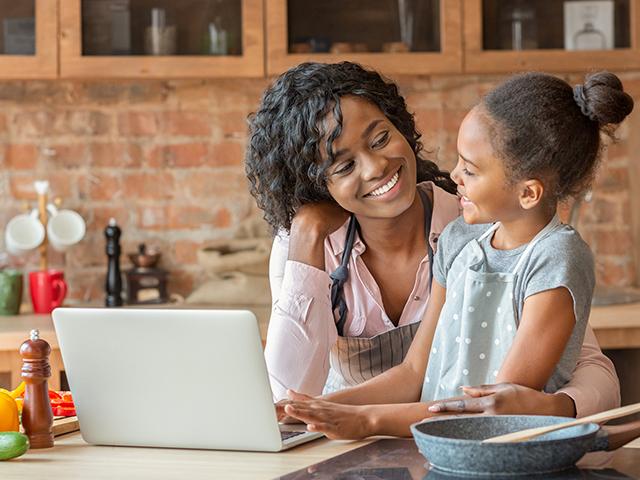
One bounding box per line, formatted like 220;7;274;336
323;96;417;219
451;107;521;224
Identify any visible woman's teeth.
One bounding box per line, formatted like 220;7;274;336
368;172;399;197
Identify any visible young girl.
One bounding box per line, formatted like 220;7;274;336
280;70;633;439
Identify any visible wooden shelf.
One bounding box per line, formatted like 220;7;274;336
0;0;57;79
59;0;264;78
463;0;640;73
266;0;463;76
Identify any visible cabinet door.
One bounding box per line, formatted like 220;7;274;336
266;0;462;76
60;0;264;78
0;0;57;79
464;0;640;73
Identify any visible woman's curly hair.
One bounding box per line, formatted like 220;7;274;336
245;61;456;233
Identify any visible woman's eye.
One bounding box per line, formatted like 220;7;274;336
463;167;474;177
333;160;355;175
371;131;389;149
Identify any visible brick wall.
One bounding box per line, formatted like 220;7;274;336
1;72;639;304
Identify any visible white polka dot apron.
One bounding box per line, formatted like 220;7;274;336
420;215;562;401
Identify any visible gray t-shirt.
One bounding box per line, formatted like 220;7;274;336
432;216;595;393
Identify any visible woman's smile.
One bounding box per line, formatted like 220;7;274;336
364;167;402;200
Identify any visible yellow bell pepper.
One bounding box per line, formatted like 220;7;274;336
0;391;19;432
9;382;24;399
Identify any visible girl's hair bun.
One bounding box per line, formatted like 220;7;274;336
573;71;633;126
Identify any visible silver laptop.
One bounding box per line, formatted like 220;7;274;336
52;308;322;451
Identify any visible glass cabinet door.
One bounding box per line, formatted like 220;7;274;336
464;0;640;72
267;0;462;75
60;0;263;78
0;0;57;79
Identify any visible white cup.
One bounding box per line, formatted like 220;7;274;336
47;209;86;252
4;210;45;255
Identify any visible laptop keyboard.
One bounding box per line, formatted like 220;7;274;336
281;430;306;441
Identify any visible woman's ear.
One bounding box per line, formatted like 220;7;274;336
518;179;544;210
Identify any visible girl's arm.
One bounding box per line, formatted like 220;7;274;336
281;281;448;437
319;280;447;405
496;286;576;389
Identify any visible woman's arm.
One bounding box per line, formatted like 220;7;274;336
555;325;620;417
265;233;336;401
497;287;576;389
265;203;350;400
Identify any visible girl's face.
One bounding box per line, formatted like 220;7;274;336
451;107;522;225
323;96;417;219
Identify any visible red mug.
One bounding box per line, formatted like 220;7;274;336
29;270;68;314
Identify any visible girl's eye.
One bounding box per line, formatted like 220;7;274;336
333;160;355;176
371;131;389;149
463;167;475;177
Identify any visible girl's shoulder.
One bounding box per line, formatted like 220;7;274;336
534;223;594;266
437;216;490;254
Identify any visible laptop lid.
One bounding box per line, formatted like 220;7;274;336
53;308;287;451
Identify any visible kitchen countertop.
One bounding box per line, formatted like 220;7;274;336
4;434;640;480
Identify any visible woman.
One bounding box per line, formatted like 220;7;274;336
245;62;619;418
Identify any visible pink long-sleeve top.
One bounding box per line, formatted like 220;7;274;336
264;182;620;416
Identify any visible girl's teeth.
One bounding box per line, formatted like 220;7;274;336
370;172;399;197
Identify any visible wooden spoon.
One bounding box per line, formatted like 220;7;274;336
483;402;640;443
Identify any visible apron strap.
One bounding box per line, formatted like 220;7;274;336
511;214;562;275
330;214;358;337
330;186;434;337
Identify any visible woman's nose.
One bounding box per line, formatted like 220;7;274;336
360;153;389;181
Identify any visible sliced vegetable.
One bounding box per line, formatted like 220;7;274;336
0;432;29;460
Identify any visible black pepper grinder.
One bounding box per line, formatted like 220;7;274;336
105;217;123;307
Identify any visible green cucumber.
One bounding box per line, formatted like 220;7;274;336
0;431;29;460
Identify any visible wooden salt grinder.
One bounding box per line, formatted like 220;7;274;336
20;329;54;448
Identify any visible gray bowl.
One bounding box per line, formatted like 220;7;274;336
411;415;605;477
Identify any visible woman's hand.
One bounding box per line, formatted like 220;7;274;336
288;202;350;270
291;202;350;239
276;390;315;423
282;390;374;440
427;383;576;417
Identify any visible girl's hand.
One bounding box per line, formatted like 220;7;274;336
283;394;374;440
427;383;576;417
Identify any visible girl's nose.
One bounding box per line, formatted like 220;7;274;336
451;162;463;186
360;152;389;181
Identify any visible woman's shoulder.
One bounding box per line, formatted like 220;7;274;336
418;181;462;233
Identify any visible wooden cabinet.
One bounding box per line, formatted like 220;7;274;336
1;1;640;79
266;0;463;75
59;0;264;78
464;0;640;73
0;0;57;79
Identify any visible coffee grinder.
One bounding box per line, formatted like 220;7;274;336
125;244;169;304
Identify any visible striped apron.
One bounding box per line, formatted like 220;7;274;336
323;188;433;394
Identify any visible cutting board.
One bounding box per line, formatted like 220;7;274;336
52;416;79;437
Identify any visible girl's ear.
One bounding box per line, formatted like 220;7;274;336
519;179;544;210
